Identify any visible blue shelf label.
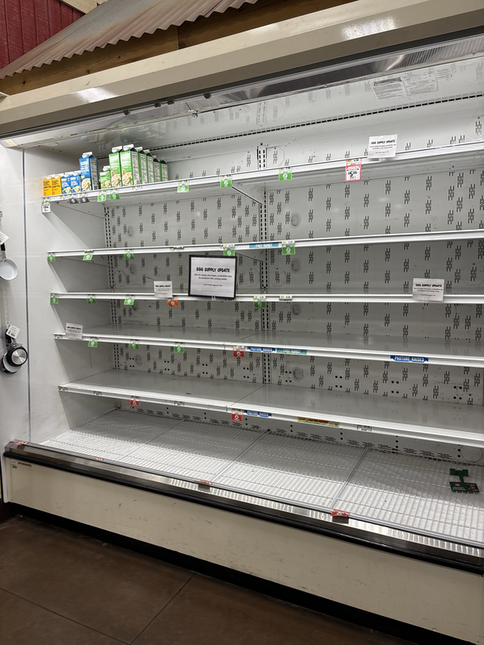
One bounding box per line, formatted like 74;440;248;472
244;410;272;418
276;348;308;355
248;346;276;353
249;242;279;249
391;355;429;363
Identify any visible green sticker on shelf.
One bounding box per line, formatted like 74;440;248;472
124;297;135;306
97;193;107;202
220;177;232;188
87;296;96;304
129;341;139;349
83;252;94;261
50;294;59;305
254;296;266;309
282;242;295;255
279;169;292;181
174;344;185;354
177;180;189;193
124;251;134;260
88;338;98;348
110;192;120;200
223;246;235;257
47;253;56;263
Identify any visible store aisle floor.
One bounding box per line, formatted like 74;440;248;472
0;516;416;645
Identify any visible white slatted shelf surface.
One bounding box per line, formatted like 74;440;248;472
42;411;484;545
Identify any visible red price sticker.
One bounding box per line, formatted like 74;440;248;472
233;345;245;358
331;509;350;523
345;160;362;182
130;396;140;407
231;410;244;422
168;298;179;308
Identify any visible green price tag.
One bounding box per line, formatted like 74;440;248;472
129;341;139;350
124;297;135;306
177;181;189;193
223;248;235;257
282;244;296;256
50;294;59;305
124;251;134;260
83;252;94;261
254;297;267;309
97;193;107;202
220;177;232;188
47;253;56;263
110;192;120;200
88;338;98;348
87;296;96;304
174;344;185;354
279;169;292;181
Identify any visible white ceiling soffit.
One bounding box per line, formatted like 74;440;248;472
0;0;482;139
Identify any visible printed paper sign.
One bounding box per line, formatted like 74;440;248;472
368;134;398;158
154;281;173;299
189;255;237;299
6;324;20;339
0;231;9;244
65;323;83;340
345;160;362;181
412;278;444;302
371;78;406;100
41;201;52;214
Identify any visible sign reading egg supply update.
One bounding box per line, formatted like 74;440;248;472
189;255;237;299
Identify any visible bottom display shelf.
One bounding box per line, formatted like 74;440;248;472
36;410;483;549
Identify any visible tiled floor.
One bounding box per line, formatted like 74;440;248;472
0;516;416;645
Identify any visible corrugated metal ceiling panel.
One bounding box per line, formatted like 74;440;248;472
0;0;259;79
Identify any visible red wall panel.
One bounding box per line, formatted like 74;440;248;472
0;0;83;70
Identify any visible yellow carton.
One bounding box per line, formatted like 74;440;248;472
43;177;53;197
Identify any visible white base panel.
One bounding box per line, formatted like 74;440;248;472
4;458;484;644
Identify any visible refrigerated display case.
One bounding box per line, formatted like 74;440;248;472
0;1;483;641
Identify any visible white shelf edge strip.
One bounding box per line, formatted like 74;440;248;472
49;228;484;258
54;333;484;368
51;292;484;304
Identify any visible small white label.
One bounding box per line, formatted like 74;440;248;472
0;231;9;244
412;278;445;302
368;134;398;158
65;323;83;340
371;78;406;100
154;281;173;299
41;201;52;214
6;324;20;339
403;70;438;96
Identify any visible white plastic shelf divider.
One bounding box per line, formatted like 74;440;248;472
55;324;484;368
48;229;484;259
59;370;484;447
44;141;484;205
51;291;484;304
